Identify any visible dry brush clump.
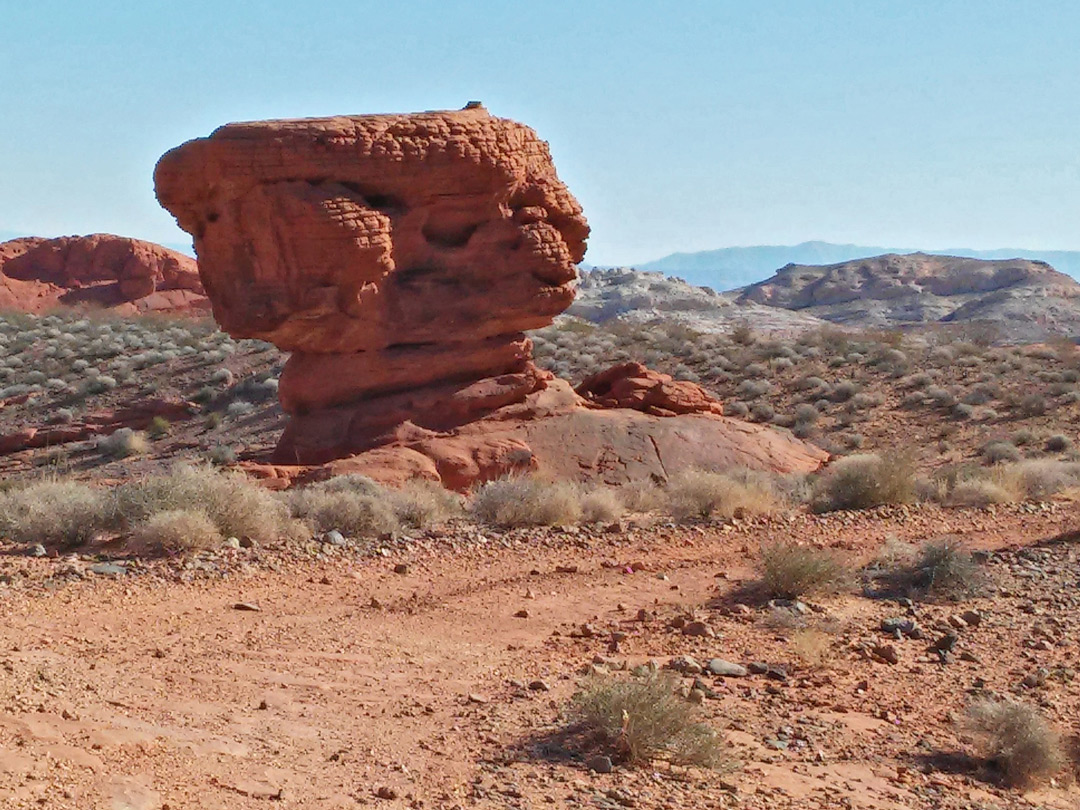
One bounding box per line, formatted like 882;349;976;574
965;700;1064;788
569;673;724;768
131;509;222;555
115;463;293;543
876;538;985;601
759;542;851;599
470;477;583;527
0;479;111;548
812;453;916;512
664;469;780;520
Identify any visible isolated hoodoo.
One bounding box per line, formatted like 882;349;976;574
155;106;826;487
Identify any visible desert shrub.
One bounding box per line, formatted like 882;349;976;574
146;416;171;438
132;509;221;555
726;401;749;417
995;459;1080;500
926;386;957;407
0;480;110;548
1012;428;1038;446
952;403;975;420
570;673;723;768
794;403;816;427
749;402;775;422
1017;394;1047;417
389;480;462;529
947;478;1017;507
848;391;884;410
113;464;291;543
900;391;924;409
47;408;75;425
759;542;850;599
981;440;1021;464
900;372;933;390
84;375;117;395
736;379;771;399
289;478;400;538
98;427;149;458
207;445;237;465
580;487;625;523
830;380;860;402
616;479;665;513
966;700;1063;788
904;538;983;600
963;383;999;405
665;469;777;520
812;453;915;512
470;477;582;527
1045;434;1072;453
226;399;255;417
743;362;768;378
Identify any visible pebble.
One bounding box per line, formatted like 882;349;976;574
872;644;900;665
393;563;410;575
681;621;715;638
89;563;127;577
706;659;748;678
586;755;614;774
233;602;261;611
667;656;703;675
528;680;551;692
324;530;347;546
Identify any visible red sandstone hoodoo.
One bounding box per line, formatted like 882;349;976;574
155;105;826;488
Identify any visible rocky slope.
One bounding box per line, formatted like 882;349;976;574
571;267;830;335
737;253;1080;339
0;234;207;315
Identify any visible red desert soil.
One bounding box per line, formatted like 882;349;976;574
1;502;1078;809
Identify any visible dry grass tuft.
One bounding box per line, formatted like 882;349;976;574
114;463;292;543
966;700;1064;788
389;480;463;529
0;480;110;548
665;469;778;520
579;487;625;524
470;477;583;527
570;673;724;768
812;453;915;512
759;542;850;599
131;509;221;555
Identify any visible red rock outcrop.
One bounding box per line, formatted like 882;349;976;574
156;106;827;489
0;234;208;315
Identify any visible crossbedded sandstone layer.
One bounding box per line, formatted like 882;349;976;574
156;107;827;487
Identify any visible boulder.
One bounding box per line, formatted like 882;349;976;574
0;234;207;314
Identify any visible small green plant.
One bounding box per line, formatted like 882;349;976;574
570;673;724;768
147;416;171;438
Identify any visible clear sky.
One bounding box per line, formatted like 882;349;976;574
1;0;1077;265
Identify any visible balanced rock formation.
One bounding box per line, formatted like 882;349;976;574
156;106;826;488
0;234;207;315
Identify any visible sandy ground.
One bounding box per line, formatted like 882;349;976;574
1;502;1079;809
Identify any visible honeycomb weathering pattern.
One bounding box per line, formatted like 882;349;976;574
153;105;589;355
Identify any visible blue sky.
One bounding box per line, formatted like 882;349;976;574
1;0;1077;265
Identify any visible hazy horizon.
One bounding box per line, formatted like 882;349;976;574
2;1;1079;265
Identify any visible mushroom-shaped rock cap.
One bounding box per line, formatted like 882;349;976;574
154;106;589;353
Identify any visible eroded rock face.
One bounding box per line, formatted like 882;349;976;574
155;106;587;355
0;234;206;314
157;107;827;488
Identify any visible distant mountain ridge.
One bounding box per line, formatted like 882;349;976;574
736;252;1080;341
639;241;1080;291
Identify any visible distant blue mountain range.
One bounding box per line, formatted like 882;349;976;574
637;241;1080;292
